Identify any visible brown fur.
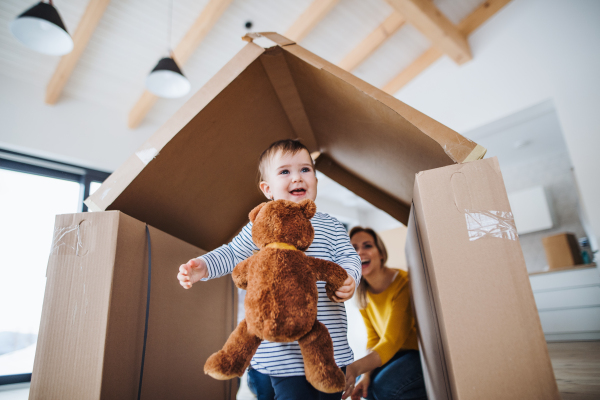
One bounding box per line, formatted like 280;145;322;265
204;199;348;393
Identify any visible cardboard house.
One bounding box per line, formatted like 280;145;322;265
30;33;559;399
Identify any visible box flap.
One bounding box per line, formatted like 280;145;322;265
86;33;485;251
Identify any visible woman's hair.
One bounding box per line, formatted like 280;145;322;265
257;139;314;182
349;226;388;309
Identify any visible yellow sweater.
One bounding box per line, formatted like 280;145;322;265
359;269;419;365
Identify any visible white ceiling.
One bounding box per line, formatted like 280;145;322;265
0;0;484;126
0;0;500;229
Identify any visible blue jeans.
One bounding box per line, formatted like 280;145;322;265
247;367;347;400
366;350;427;400
248;367;275;400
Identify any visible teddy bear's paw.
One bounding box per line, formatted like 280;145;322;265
204;351;246;380
306;366;346;394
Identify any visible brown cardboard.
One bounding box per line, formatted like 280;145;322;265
84;32;485;251
29;211;237;400
542;232;584;270
42;31;560;399
405;157;560;400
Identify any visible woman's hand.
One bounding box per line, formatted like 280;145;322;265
341;363;359;399
333;276;356;302
351;374;371;400
342;351;381;399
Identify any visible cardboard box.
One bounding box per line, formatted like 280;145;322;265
22;32;549;398
36;32;485;400
542;232;584;270
84;32;485;242
405;157;560;400
29;211;237;400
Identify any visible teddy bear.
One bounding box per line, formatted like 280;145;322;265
203;199;348;393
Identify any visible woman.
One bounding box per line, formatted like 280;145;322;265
342;227;427;400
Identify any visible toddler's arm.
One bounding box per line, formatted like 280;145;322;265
176;222;258;288
331;218;361;301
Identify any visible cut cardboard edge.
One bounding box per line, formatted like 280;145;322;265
462;144;487;163
84;198;99;212
243;32;296;46
406;202;453;400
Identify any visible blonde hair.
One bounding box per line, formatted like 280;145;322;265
258;139;314;182
349;226;388;309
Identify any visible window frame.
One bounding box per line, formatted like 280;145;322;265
0;149;111;385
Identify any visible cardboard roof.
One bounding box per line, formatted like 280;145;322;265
85;32;486;251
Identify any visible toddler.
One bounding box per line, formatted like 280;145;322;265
177;139;361;400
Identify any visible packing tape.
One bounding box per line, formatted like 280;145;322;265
464;210;517;241
136;148;158;165
51;221;89;256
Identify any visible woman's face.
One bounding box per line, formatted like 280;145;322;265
351;231;383;277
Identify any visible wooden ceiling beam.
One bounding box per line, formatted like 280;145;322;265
285;0;340;42
385;0;471;65
458;0;513;36
383;0;512;95
338;12;405;72
382;47;442;94
45;0;111;105
128;0;233;129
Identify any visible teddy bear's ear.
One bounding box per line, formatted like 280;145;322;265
299;199;317;220
249;202;267;223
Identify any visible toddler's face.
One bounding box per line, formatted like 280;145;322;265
260;149;317;203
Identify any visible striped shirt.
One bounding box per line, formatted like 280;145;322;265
199;212;362;376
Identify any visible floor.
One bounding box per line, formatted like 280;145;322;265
548;341;600;400
1;342;598;399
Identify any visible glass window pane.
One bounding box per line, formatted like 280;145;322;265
0;169;80;376
90;181;102;196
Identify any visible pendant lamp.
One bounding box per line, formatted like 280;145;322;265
146;55;191;98
10;1;74;56
145;0;190;98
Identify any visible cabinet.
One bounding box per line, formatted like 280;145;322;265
529;266;600;341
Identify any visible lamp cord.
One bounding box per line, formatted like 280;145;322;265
168;0;173;56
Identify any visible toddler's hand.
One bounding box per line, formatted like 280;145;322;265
333;276;356;302
177;258;208;289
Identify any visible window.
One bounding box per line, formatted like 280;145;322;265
0;150;110;385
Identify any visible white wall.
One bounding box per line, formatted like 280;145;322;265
0;74;155;172
501;152;588;272
395;0;600;248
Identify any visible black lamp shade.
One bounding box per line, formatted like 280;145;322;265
146;57;191;98
10;2;73;55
